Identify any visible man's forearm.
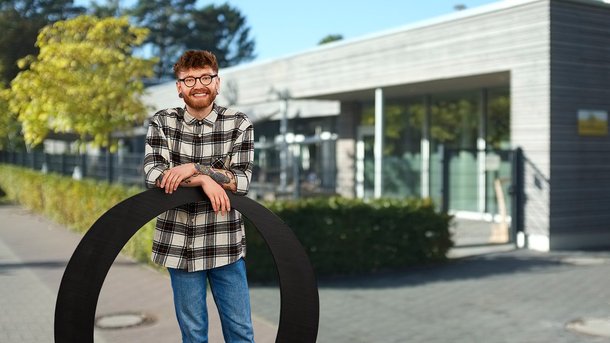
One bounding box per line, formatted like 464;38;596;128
194;163;237;192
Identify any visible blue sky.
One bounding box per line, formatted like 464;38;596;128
78;0;501;62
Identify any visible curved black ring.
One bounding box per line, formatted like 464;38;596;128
54;187;319;343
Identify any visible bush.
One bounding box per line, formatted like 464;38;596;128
0;164;155;264
245;197;453;280
0;164;453;281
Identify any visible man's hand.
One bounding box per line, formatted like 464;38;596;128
159;163;197;194
201;175;231;216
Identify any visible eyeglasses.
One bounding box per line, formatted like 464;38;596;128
178;74;218;87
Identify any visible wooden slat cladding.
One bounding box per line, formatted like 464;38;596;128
549;0;610;247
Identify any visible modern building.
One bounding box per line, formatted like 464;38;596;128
143;0;610;251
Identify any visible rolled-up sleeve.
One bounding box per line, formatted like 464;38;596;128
229;118;254;195
143;115;170;189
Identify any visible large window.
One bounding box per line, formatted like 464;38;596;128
354;85;510;216
382;99;423;198
485;87;511;216
429;90;480;212
359;99;423;199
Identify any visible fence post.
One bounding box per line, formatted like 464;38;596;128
510;147;525;243
80;154;87;178
106;150;113;183
61;153;67;175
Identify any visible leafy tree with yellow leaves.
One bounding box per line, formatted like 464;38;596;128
9;15;156;149
0;87;23;150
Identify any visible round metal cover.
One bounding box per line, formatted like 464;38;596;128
566;317;610;338
95;312;153;330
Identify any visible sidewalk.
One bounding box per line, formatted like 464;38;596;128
3;204;610;342
0;205;276;343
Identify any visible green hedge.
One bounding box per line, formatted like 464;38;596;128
245;197;453;280
0;164;453;281
0;164;154;263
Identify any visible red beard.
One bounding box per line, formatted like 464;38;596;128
183;87;217;110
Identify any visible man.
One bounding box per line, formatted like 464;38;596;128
143;50;255;343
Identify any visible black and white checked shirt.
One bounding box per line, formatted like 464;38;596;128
143;104;254;271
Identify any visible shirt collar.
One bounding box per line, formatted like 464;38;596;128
181;104;218;127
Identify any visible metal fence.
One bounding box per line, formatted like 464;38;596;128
0;150;145;187
0;143;341;200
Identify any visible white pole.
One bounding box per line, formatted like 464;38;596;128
374;88;384;199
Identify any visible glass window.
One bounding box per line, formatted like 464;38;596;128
485;87;511;216
382;99;423;198
487;87;511;150
429;90;480;212
359;104;376;199
356;85;511;216
359;99;423;199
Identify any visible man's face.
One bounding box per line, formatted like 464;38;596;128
176;66;220;111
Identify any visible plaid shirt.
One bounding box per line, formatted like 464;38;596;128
143;104;254;271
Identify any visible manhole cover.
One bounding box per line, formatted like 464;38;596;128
566;317;610;338
95;312;154;330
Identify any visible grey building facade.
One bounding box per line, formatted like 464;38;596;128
143;0;610;251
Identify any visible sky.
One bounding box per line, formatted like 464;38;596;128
78;0;501;62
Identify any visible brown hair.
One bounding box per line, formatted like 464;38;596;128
173;50;219;78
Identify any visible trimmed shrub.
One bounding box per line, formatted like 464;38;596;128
245;197;453;280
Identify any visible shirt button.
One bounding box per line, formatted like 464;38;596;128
198;121;202;125
198;134;202;137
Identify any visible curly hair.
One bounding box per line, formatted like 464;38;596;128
173;50;218;78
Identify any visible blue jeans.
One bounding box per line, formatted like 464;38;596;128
168;258;255;343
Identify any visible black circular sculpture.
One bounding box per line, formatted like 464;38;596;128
54;187;319;343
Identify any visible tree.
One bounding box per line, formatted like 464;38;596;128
89;0;126;18
131;0;255;78
0;87;23;150
184;4;256;68
318;34;343;45
130;0;197;78
9;15;156;149
0;0;85;85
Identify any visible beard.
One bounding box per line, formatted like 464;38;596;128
182;87;217;110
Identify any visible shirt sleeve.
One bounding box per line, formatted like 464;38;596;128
229;117;254;195
143;115;170;189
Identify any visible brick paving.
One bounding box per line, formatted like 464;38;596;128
2;204;610;342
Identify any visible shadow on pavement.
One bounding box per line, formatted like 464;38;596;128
316;250;587;289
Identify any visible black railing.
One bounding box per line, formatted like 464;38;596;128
0;150;145;186
0;149;339;199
